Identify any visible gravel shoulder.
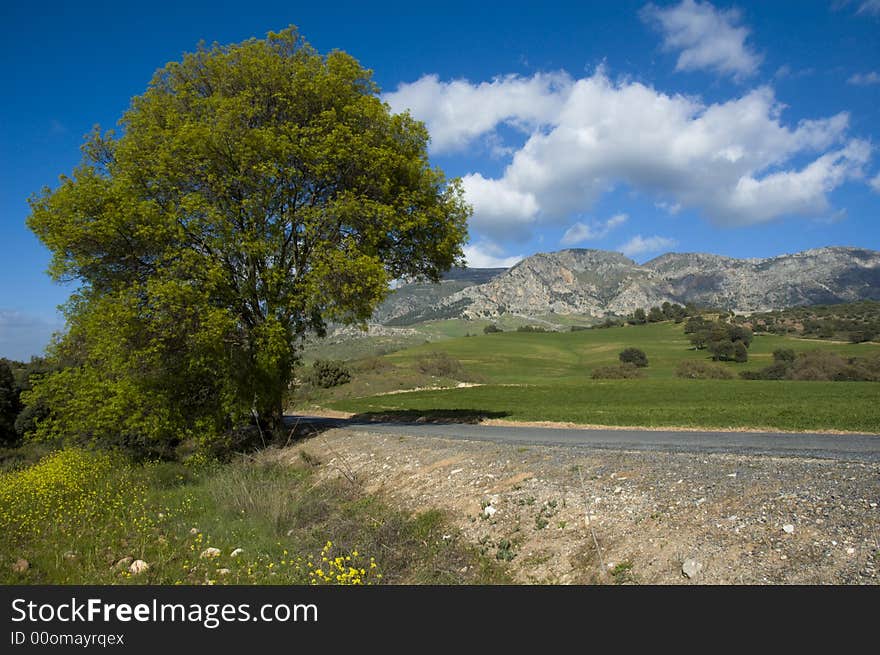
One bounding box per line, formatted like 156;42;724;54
273;428;880;584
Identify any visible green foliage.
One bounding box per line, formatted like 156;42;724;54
306;360;351;388
483;324;503;334
628;308;647;325
675;361;734;379
515;325;549;333
0;361;20;446
24;27;469;454
773;348;796;363
591;363;643;379
741;350;880;381
744;300;880;341
619;347;648;367
415;352;465;378
1;448;508;584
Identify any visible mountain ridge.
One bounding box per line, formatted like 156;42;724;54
374;246;880;325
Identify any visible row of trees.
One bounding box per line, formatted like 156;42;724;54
626;302;693;325
737;301;880;344
18;28;470;457
685;317;753;362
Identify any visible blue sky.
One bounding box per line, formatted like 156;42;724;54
1;0;879;359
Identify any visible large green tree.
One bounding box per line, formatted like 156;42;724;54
25;28;469;454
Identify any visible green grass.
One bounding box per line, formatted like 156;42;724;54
311;321;880;432
330;379;880;432
1;448;510;585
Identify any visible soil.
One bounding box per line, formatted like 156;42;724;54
272;428;880;584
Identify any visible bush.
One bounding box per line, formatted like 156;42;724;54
740;351;880;382
306;360;351;388
733;341;749;363
415;352;464;378
618;348;648;368
773;348;796;363
483;324;503;334
355;357;395;373
516;325;549;333
675;361;734;379
591;363;643;379
708;338;736;361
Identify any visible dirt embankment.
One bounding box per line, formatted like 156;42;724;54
272;429;879;584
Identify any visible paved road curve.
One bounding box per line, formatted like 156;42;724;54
288;416;880;463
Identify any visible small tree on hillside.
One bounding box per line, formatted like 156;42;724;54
619;347;648;368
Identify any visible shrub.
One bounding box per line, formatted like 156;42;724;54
708;338;735;361
355;357;395;373
483;324;503;334
591;363;643;379
773;348;796;363
733;341;749;363
675;361;734;379
307;360;351;388
740;351;880;382
516;325;549;333
416;352;464;378
618;348;648;368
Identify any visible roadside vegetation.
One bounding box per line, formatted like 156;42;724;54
0;445;508;585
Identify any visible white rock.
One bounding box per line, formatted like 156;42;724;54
200;547;221;559
846;547;856;555
189;527;199;535
682;559;703;579
129;560;150;575
483;505;496;518
230;548;244;557
217;568;231;576
783;524;795;534
112;556;133;571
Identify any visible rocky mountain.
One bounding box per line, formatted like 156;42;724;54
375;246;880;324
374;267;505;325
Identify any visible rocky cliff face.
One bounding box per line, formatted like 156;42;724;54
375;246;880;324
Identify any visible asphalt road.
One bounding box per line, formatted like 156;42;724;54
288;415;880;462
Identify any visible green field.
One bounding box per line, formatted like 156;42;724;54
304;321;880;433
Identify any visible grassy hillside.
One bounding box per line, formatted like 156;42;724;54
298;321;880;433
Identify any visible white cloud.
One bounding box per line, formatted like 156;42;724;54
463;241;523;268
460;173;540;238
870;173;880;193
848;71;880;86
619;235;678;258
640;0;762;80
384;72;572;153
388;67;869;239
857;0;880;16
560;214;628;246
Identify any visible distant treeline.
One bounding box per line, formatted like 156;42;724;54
0;357;55;447
733;300;880;343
